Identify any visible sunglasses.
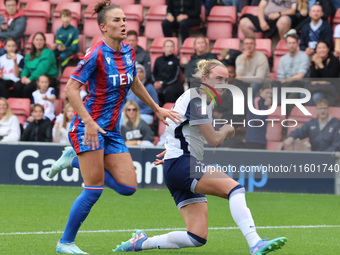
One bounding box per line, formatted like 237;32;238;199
127;108;137;112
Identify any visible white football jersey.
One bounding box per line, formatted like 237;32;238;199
164;88;214;161
32;87;56;121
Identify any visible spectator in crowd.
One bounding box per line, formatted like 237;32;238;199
284;98;340;152
125;30;151;81
239;0;297;39
295;0;334;31
277;31;310;80
238;0;261;13
21;104;52;142
0;97;20;142
305;41;340;106
13;32;58;99
245;82;272;149
299;3;333;56
53;9;79;73
162;0;202;43
0;0;27;55
53;103;74;144
31;74;56;121
121;101;154;146
183;36;217;82
126;64;158;125
235;35;270;96
0;37;24;98
333;24;340;58
152;39;182;105
204;0;243;15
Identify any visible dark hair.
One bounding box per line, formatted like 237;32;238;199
285;33;299;42
260;81;272;90
5;0;18;4
37;74;50;83
316;40;329;49
93;0;120;26
4;37;16;45
60;9;71;17
127;30;138;37
31;104;45;113
29;32;46;61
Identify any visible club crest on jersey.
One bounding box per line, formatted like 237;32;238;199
125;54;133;65
74;60;86;73
106;57;111;65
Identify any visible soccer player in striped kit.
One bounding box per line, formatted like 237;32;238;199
54;1;180;254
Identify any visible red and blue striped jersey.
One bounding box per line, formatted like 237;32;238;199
71;40;137;131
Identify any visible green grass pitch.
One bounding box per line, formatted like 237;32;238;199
1;185;340;255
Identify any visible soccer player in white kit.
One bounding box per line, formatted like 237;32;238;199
114;59;287;255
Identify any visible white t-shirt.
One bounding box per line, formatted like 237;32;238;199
334;24;340;39
32;87;56;121
164;88;213;161
0;115;21;141
0;53;24;82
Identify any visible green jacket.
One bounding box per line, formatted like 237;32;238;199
21;47;58;81
55;25;79;53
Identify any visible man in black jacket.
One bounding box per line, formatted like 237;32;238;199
162;0;202;43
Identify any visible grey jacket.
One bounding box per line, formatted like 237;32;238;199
135;46;151;81
0;15;27;49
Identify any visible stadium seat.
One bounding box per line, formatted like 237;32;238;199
140;0;165;8
206;6;236;40
84;3;96;18
25;33;55;55
237;6;263;40
83;18;102;48
7;98;31;117
24;17;48;37
255;38;272;58
288;106;317;122
272;39;288;73
266;141;283;150
60;66;75;84
59;82;67;100
121;4;143;35
179;37;209;66
266;106;284;141
149;37;178;71
144;5;167;39
112;0;135;5
54;99;63;117
90;34;105;47
137;36;147;51
49;0;74;4
24;1;51;20
53;2;82;21
329;107;340;120
286;121;305;137
211;38;240;60
77;34;86;57
158;102;175;136
0;1;5;16
79;0;97;6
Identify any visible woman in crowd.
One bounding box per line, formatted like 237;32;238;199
53;103;74;144
0;97;20;142
13;32;58;99
121;101;154;146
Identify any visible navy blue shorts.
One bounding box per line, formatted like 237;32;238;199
68;117;129;155
163;154;207;209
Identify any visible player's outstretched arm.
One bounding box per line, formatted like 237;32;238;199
199;123;235;147
131;77;181;125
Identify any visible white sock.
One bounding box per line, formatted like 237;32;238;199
229;187;261;248
141;231;204;250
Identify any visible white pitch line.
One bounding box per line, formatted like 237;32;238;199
1;225;339;236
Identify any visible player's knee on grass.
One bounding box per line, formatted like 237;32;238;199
187;231;207;247
227;184;245;200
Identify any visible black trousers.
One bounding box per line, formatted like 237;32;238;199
12;78;58;100
0;79;14;98
162;18;201;43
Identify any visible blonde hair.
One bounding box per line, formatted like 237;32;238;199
62;103;73;129
194;59;226;78
123;101;141;129
0;97;14;122
194;36;209;54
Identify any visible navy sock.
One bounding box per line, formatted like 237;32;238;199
60;186;103;243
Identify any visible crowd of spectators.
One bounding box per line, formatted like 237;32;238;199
0;0;340;152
